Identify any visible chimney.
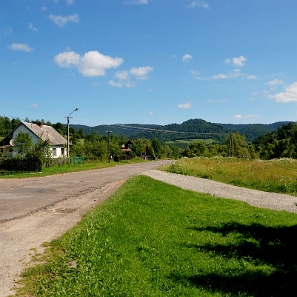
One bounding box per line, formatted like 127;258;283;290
36;122;43;128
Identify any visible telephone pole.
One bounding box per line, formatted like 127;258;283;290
229;133;234;157
106;131;112;162
66;108;79;157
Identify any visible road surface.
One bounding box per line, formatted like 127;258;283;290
0;160;172;297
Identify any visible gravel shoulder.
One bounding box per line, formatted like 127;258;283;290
2;165;297;296
143;170;297;214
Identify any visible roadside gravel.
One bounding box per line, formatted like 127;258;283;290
143;170;297;214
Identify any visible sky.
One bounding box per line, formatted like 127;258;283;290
1;0;297;127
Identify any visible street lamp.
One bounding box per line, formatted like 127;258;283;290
66;108;79;157
106;130;112;162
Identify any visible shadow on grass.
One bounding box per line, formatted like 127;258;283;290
173;222;297;296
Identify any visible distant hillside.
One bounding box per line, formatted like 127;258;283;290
220;122;290;142
72;119;292;144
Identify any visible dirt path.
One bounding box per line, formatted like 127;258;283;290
0;161;171;297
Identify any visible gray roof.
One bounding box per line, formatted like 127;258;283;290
22;122;68;146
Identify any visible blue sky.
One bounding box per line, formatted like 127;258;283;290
1;0;297;126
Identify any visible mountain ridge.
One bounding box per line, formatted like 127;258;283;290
71;119;291;143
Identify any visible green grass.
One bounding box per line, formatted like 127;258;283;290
0;158;144;178
15;176;297;296
163;157;297;195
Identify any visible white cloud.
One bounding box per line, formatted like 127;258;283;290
212;69;242;80
149;111;154;115
246;75;257;80
178;102;192;109
1;25;12;35
182;53;193;62
28;23;38;31
130;66;153;80
31;103;38;107
268;79;284;86
109;66;153;88
190;70;202;80
109;80;134;88
49;13;80;27
54;50;124;77
268;82;297;103
124;0;149;4
234;114;259;119
115;70;130;80
212;73;229;80
246;114;259;119
225;55;246;67
66;0;75;5
8;43;34;52
187;1;209;9
109;70;135;88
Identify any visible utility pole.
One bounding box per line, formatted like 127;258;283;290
106;130;112;162
229;133;234;157
66;108;79;158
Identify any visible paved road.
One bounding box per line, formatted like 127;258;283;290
0;161;173;296
0;160;172;223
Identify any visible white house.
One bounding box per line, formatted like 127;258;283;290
1;122;68;158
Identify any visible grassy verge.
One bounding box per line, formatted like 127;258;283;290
16;176;297;296
0;158;144;178
163;157;297;195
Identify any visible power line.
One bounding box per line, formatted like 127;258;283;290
110;124;228;136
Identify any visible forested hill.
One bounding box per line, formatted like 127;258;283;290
220;122;289;142
72;119;291;143
0;116;291;144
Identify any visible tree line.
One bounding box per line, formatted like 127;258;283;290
1;116;297;161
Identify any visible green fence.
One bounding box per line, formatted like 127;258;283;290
73;156;84;164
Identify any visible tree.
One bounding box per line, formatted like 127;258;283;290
152;138;162;157
227;133;250;158
13;131;33;156
131;138;151;157
161;145;172;159
27;138;52;167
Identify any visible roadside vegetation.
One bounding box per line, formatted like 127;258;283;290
164;157;297;196
0;158;144;178
15;176;297;296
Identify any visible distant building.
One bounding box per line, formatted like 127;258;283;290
120;139;134;155
0;122;68;158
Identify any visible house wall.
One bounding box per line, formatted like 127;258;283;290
51;146;66;158
12;125;67;158
13;125;40;145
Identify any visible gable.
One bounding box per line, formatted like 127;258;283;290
22;122;67;146
12;122;67;146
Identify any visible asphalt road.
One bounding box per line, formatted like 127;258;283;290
0;160;172;223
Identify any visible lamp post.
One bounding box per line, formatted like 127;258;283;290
106;130;112;162
66;108;79;157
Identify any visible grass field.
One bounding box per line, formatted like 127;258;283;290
164;157;297;196
16;175;297;296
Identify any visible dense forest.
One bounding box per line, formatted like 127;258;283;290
1;116;296;160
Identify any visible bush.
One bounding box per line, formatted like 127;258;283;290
0;157;42;172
